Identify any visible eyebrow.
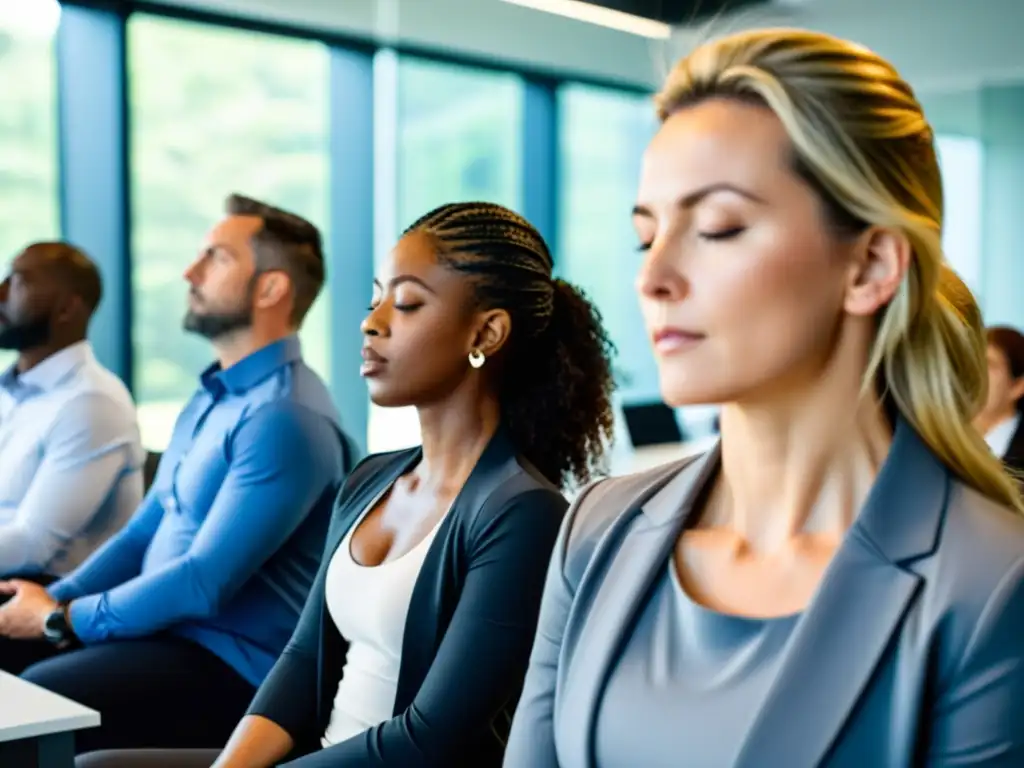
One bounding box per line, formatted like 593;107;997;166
372;275;436;294
632;183;767;217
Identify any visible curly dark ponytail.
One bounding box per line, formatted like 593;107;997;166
405;202;615;488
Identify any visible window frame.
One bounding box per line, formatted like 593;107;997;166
57;0;652;453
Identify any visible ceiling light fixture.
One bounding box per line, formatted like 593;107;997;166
499;0;672;40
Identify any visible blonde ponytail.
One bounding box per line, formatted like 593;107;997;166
657;28;1023;513
873;251;1024;513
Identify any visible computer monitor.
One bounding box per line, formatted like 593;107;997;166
621;401;685;448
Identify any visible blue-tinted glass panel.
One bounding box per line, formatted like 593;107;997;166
129;15;331;449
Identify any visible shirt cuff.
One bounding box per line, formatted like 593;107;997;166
67;593;103;644
47;578;80;604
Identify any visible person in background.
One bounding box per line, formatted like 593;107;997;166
506;28;1024;767
975;326;1024;475
0;242;142;581
0;194;353;754
77;201;616;768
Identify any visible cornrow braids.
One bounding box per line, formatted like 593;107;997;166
406;202;615;489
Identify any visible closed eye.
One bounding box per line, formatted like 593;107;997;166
366;301;422;312
699;227;745;241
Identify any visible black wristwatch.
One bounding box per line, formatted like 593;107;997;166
43;603;77;648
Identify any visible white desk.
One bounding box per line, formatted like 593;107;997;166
0;670;99;767
611;435;719;476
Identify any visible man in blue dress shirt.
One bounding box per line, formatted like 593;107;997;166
0;195;354;754
0;243;143;580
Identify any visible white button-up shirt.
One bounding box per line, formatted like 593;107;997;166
0;341;143;577
985;413;1021;459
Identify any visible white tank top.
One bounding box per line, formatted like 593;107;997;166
321;499;443;747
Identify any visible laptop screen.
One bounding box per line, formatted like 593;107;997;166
622;402;684;448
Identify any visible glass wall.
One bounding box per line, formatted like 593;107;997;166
936;135;983;296
366;58;525;453
395;57;523;235
51;4;1004;457
557;84;657;403
0;0;59;258
0;0;60;370
128;16;331;449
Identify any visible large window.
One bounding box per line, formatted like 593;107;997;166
394;57;523;236
129;16;331;449
368;58;524;453
557;84;657;403
936;135;983;297
0;0;59;257
0;0;60;370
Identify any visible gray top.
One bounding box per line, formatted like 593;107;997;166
595;560;799;767
505;421;1024;768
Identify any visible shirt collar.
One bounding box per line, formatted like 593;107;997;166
0;341;92;398
985;412;1021;458
199;335;302;397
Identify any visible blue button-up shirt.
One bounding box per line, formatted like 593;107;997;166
50;336;350;686
0;342;143;577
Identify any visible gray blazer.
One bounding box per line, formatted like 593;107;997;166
504;421;1024;767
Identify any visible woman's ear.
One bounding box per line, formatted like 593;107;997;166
470;308;512;358
843;227;911;317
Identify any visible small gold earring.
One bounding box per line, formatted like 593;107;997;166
468;349;485;369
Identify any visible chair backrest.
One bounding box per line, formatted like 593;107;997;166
143;451;162;492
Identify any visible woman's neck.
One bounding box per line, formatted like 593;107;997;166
713;375;892;554
413;386;502;496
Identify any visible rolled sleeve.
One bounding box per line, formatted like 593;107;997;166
47;492;165;604
66;402;342;645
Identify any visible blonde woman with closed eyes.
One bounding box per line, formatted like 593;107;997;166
505;28;1024;768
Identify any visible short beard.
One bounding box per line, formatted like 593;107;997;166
0;316;51;351
183;306;253;340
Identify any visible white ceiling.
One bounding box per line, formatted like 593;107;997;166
158;0;1024;94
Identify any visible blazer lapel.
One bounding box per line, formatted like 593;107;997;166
395;427;522;712
314;447;421;728
733;531;921;767
559;448;720;768
735;421;947;767
321;448;421;564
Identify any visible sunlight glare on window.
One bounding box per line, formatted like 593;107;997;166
0;0;61;38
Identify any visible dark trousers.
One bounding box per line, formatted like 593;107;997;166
0;631;256;754
76;749;221;768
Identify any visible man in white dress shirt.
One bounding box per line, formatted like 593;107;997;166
0;242;142;580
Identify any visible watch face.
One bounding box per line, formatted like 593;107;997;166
43;609;66;644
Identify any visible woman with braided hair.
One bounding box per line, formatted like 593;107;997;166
78;201;615;768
